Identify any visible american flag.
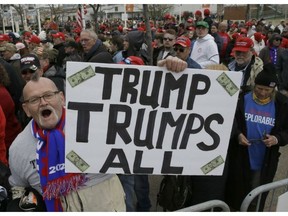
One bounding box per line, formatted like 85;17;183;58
76;5;83;29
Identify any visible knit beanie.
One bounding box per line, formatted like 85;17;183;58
255;63;278;88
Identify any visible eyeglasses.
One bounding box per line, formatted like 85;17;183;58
174;46;185;53
163;37;174;41
274;38;282;41
21;69;36;75
23;91;60;105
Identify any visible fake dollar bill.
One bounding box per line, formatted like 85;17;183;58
216;73;239;96
201;155;224;175
66;150;90;172
67;65;95;87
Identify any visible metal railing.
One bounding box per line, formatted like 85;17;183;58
240;178;288;212
176;200;230;212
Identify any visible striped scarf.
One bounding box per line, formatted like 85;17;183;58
32;108;86;211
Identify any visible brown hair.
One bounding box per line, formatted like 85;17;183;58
0;64;10;87
164;29;177;37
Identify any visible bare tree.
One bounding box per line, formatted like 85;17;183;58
10;4;25;28
245;4;250;21
89;4;101;31
143;4;153;65
148;4;174;24
48;4;64;22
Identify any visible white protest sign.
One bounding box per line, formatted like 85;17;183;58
276;191;288;211
65;62;242;175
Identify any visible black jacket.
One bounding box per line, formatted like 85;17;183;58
53;43;66;67
123;30;150;65
276;49;288;91
0;58;24;114
83;39;113;63
225;91;288;211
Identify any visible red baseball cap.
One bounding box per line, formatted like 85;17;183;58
52;32;65;41
0;34;11;42
164;13;172;20
73;27;82;34
174;36;191;48
137;27;145;32
195;10;202;16
232;33;240;40
186;26;195;31
28;35;41;44
254;32;264;42
204;9;210;16
245;21;253;27
187;18;193;23
118;25;123;32
23;31;32;38
120;56;145;65
232;37;254;52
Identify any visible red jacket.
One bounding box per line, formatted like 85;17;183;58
0;86;22;150
217;32;231;58
280;37;288;48
0;106;7;165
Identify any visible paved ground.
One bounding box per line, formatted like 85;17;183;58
264;145;288;211
147;145;288;212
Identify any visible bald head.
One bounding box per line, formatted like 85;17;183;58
23;77;58;101
22;76;65;129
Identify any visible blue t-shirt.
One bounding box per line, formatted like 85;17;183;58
244;92;275;170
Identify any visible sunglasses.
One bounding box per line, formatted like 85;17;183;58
163;37;174;41
21;69;36;75
275;38;282;41
174;46;185;53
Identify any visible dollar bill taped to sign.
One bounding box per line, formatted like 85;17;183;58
201;155;224;174
67;65;95;88
216;72;239;96
66;150;90;172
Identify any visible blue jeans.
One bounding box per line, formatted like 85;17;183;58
118;175;151;212
134;175;151;212
118;175;135;211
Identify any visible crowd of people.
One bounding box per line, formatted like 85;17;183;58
0;8;288;212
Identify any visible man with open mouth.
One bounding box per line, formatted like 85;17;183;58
7;74;126;212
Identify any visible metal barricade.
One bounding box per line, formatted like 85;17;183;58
176;200;230;212
240;178;288;212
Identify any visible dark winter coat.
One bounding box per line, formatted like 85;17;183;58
123;30;150;64
53;43;66;67
83;39;113;63
0;58;24;114
225;91;288;211
211;32;223;55
276;49;288;91
43;65;66;95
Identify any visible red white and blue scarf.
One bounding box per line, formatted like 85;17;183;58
32;108;86;211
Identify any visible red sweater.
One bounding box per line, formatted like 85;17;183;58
0;86;22;150
217;32;231;58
